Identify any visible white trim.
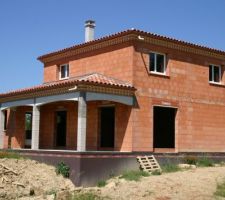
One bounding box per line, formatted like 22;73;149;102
149;51;166;75
59;64;69;80
209;64;221;84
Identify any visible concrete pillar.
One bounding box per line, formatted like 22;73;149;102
0;109;5;149
77;92;87;151
31;105;40;150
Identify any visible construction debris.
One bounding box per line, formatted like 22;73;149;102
0;158;75;200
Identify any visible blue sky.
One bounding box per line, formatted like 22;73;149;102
0;0;225;93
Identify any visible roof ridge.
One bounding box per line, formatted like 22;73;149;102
37;28;225;62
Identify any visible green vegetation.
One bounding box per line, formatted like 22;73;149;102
151;169;162;175
46;189;57;197
197;157;214;167
71;192;104;200
183;155;198;165
55;162;70;178
120;170;150;181
0;151;24;159
214;180;225;197
161;163;180;173
97;180;106;187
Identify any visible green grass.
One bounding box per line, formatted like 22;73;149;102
71;192;104;200
214;180;225;197
161;163;181;173
183;155;198;165
97;180;106;187
0;151;24;159
120;170;150;181
197;157;214;167
151;170;162;175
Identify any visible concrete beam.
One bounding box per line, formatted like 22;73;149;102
77;92;87;151
86;92;134;106
1;99;34;110
31;105;40;150
35;92;79;106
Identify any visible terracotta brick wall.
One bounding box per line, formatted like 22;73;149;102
6;101;132;151
5;107;32;149
132;42;225;152
43;64;58;83
5;41;225;152
43;45;134;84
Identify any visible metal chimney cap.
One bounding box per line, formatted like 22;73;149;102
85;20;96;28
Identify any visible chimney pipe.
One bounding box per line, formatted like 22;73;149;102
85;20;95;42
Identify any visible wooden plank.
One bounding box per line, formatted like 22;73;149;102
137;155;161;173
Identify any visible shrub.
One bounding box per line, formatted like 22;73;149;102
162;163;180;173
214;180;225;197
151;170;162;175
120;170;150;181
197;157;214;167
0;151;23;159
55;162;70;178
97;180;106;187
183;155;198;165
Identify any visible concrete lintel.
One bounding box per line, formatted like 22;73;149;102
86;92;134;106
0;92;80;109
1;99;34;110
35;92;79;106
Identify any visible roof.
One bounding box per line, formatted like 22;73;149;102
38;29;225;63
0;73;135;99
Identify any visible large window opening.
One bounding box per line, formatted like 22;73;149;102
153;106;176;148
99;106;115;149
4;110;7;130
25;112;32;148
55;111;67;147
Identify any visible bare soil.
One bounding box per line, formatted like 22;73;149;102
0;158;75;200
1;158;225;200
98;166;225;200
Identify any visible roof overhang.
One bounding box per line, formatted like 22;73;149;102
37;29;225;64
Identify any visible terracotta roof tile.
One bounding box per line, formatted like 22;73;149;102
0;73;134;98
38;29;225;61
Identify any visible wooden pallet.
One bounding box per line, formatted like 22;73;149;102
137;155;161;173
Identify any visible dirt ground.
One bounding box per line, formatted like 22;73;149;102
98;166;225;200
0;158;75;200
0;158;225;200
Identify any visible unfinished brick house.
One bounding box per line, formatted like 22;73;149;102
1;20;225;154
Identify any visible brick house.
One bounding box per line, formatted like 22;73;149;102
1;20;225;153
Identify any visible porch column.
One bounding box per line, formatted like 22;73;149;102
31;105;40;150
77;92;87;151
0;110;5;149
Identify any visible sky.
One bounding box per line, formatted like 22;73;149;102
0;0;225;93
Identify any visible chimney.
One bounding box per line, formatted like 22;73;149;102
85;20;95;42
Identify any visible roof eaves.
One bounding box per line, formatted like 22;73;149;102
37;29;225;63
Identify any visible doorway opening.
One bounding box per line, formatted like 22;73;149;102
25;112;32;148
99;106;115;149
55;111;67;147
153;106;176;148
